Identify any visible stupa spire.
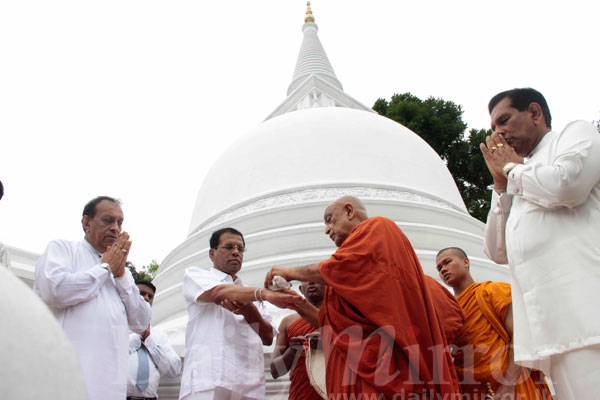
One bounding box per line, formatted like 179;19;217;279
265;2;372;120
305;2;315;23
287;2;342;95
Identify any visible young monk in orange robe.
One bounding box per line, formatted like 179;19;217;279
266;196;461;400
271;282;325;400
436;247;553;400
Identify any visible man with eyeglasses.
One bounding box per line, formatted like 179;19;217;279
179;227;303;400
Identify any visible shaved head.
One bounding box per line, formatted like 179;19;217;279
324;195;369;247
331;195;368;221
436;247;468;260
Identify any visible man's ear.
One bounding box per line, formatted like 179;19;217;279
464;258;470;269
82;216;90;233
209;248;216;262
528;102;544;126
344;204;355;219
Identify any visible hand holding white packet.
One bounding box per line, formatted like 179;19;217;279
268;275;292;291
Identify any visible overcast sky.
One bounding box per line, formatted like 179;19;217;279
1;0;599;269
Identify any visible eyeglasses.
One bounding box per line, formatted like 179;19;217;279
216;244;246;254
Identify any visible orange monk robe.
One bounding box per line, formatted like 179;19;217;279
424;275;465;345
287;318;323;400
318;217;461;399
454;282;553;400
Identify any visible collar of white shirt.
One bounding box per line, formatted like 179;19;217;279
528;130;557;159
209;266;242;285
81;238;102;259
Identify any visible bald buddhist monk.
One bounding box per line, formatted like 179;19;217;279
270;282;325;400
436;247;553;400
265;196;461;400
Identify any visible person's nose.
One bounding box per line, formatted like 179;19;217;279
493;126;506;137
109;220;121;233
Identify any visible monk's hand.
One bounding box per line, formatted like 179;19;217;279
264;265;293;289
306;332;322;350
289;335;306;354
277;288;309;311
261;288;303;309
480;133;523;191
102;232;131;278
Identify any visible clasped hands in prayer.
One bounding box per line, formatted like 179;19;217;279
480;133;524;191
101;232;132;278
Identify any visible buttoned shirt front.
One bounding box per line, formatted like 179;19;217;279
34;239;152;400
179;267;275;400
128;327;182;398
484;120;600;369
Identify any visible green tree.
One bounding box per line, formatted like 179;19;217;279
126;259;160;282
373;93;492;221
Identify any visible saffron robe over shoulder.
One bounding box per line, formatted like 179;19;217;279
318;216;460;399
454;282;553;399
287;318;322;400
424;275;465;345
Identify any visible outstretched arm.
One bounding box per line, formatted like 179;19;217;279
200;285;300;345
288;298;320;329
264;264;325;289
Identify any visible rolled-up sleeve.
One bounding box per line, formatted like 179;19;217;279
34;240;109;308
183;267;221;304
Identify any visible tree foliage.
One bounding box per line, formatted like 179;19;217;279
374;93;493;222
126;259;160;282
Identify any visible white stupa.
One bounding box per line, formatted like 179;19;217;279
152;3;507;399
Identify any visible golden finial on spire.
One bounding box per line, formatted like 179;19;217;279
305;1;315;23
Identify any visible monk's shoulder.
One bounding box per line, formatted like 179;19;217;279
480;281;511;297
280;314;301;332
368;216;397;228
479;281;512;313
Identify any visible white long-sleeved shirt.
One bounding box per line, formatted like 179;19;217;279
33;239;152;400
484;120;600;369
179;267;276;400
127;327;182;398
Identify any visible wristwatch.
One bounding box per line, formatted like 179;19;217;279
502;162;518;177
100;262;110;271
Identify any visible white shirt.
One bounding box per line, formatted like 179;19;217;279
33;239;152;400
128;327;182;398
484;120;600;369
179;267;275;400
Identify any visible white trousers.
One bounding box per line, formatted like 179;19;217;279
182;387;258;400
549;344;600;400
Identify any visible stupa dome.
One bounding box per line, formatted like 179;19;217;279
151;6;507;398
189;107;466;234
